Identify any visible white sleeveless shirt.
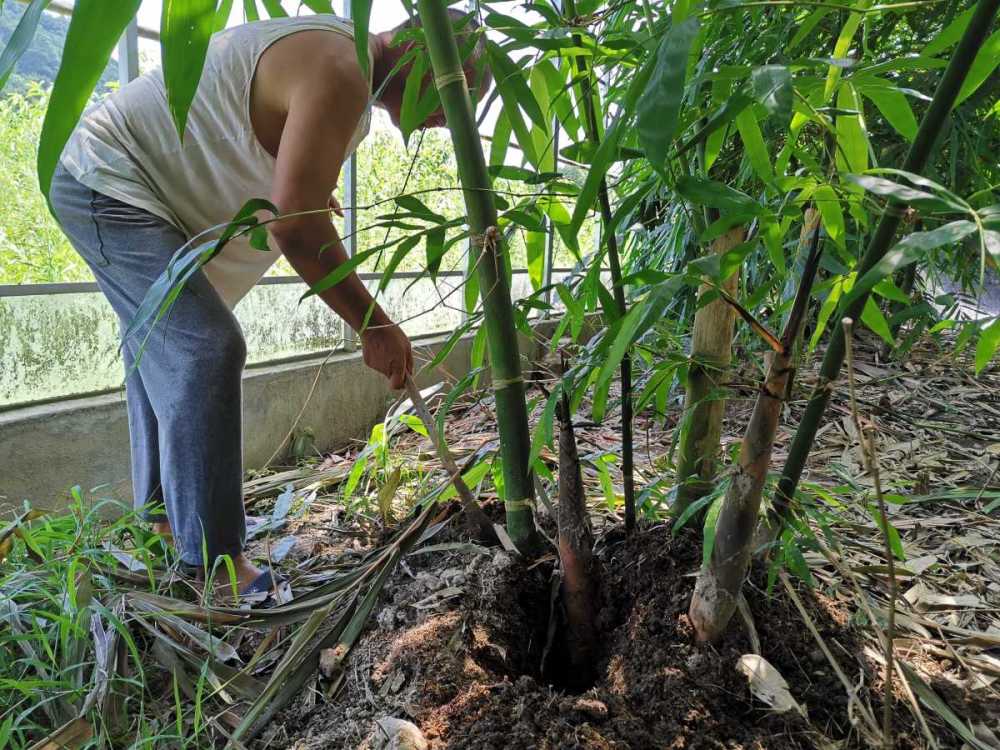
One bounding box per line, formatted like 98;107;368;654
60;15;372;308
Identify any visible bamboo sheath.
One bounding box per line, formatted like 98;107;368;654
557;390;598;687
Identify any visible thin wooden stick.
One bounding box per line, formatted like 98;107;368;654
780;570;881;741
404;376;496;543
843;317;897;750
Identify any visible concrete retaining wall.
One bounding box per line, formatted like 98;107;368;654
0;323;554;515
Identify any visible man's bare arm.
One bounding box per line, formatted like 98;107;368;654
266;57;412;386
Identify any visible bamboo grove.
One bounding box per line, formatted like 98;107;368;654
3;0;1000;741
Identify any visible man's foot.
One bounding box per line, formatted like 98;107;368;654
211;553;270;599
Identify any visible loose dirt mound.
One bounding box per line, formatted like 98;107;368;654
258;523;941;750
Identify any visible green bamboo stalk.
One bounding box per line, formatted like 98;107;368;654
415;0;537;551
563;0;636;533
673;226;743;517
770;0;1000;529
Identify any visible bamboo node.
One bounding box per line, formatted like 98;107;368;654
471;226;499;250
492;375;524;391
434;71;468;91
504;498;534;511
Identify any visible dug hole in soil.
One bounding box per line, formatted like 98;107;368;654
260;518;924;750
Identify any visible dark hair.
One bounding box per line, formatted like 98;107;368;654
393;8;491;97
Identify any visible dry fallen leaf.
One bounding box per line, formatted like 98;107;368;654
736;654;806;717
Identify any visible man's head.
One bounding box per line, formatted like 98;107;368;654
373;9;492;132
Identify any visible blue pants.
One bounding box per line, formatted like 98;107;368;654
50;163;247;566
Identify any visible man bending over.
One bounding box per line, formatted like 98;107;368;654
50;9;489;597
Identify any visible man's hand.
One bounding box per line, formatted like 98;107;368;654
361;323;413;390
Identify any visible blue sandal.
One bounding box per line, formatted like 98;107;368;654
240;568;278;597
177;563;284;603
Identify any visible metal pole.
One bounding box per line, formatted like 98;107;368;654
341;0;359;259
341;0;360;350
117;17;140;86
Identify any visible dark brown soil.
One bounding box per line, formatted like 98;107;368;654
257;521;948;750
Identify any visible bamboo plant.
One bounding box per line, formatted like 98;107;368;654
415;0;537;551
767;0;1000;537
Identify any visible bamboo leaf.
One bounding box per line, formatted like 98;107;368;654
789;8;832;52
923;7;974;56
485;40;547;130
637;17;699;173
395;195;447;224
161;0;217;139
737;654;806;715
489;106;512;166
351;0;371;78
591;277;684;421
214;0;234;30
677;176;760;214
814;184;845;251
259;0;287;17
735;107;773;182
898;661;996;750
400;53;439;144
0;0;49;92
861;297;893;345
751;65;792;123
37;0;142;198
822;0;871;101
956;29;1000;105
526;231;545;291
529;386;562;466
485;42;539;166
556;283;585;339
702;493;725;567
425;226;446;277
678;91;753;162
438;462;491;502
672;491;717;532
810;275;847;351
835;82;867;175
846;173;959;212
856;78;917;141
299;0;333;11
976;318;1000;374
378;236;421;294
846;221;978;305
569;116;625;238
528;64;554;172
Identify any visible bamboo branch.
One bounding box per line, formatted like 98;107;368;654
843;318;896;750
780;571;882;742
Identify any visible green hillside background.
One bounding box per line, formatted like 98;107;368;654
0;2;118;92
